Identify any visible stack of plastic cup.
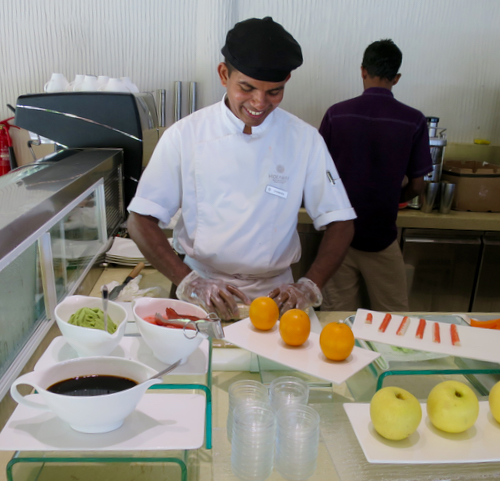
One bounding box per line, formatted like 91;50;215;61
231;401;276;481
269;376;309;412
275;404;320;480
227;380;269;442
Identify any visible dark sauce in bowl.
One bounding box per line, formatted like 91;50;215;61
47;375;138;396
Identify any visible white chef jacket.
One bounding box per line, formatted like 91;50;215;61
128;96;356;298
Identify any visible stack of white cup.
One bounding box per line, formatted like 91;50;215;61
227;380;269;442
43;73;139;93
228;376;319;481
231;401;276;481
275;404;320;480
269;376;310;412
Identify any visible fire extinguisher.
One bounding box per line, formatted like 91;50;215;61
0;117;19;176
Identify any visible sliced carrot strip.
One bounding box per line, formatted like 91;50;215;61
432;322;441;343
416;318;426;339
365;312;373;324
450;324;461;346
470;318;500;329
378;313;392;332
396;316;410;336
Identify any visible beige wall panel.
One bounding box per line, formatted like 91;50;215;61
1;0;499;144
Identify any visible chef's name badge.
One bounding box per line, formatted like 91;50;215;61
266;185;288;199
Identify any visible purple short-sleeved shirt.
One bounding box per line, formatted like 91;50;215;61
319;87;432;252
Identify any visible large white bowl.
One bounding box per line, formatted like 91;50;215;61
10;356;162;433
54;295;128;357
132;298;208;365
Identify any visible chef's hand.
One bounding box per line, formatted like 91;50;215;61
176;271;251;321
268;277;323;315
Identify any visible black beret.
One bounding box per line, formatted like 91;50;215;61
221;17;303;82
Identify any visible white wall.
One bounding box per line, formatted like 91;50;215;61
1;0;499;143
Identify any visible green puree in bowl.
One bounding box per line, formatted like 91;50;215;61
68;307;117;334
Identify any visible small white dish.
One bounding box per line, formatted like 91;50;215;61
133;298;208;365
10;356;162;433
54;295;128;357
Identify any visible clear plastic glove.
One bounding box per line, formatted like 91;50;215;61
176;271;251;321
268;277;323;315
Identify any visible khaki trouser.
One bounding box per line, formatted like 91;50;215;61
321;240;409;312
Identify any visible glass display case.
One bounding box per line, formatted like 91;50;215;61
0;149;124;401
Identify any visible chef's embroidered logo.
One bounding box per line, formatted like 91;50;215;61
269;165;288;184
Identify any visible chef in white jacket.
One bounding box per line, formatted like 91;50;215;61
128;17;355;320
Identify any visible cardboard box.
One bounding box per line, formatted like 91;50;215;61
442;161;500;212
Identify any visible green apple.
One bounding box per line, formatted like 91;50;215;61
489;380;500;423
370;386;422;441
427;380;479;433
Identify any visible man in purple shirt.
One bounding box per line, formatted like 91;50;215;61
319;39;432;311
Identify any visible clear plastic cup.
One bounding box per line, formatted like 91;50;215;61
231;401;276;481
275;404;320;480
227;380;269;441
269;376;309;412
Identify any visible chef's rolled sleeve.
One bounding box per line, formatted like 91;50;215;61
312;207;357;231
127;197;173;228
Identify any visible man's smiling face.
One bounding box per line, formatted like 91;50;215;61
218;63;290;134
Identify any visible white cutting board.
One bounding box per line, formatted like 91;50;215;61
351;309;500;364
223;317;380;385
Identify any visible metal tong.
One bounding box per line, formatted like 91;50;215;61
154;312;224;340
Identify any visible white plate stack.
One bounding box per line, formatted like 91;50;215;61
105;237;151;266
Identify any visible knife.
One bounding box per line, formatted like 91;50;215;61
108;262;145;300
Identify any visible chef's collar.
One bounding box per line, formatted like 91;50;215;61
220;94;275;135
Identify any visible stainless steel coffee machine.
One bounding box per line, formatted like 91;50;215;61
424;117;447;183
14;92;160;207
407;116;447;209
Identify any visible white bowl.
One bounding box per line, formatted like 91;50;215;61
10;356;162;433
132;298;208;365
54;295;128;357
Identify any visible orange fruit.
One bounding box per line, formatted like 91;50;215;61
249;297;279;331
320;322;355;361
279;309;311;346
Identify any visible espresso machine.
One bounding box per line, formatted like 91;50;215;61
14;92;160;208
407;117;447;209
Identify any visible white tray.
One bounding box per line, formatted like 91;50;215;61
223;317;380;385
35;336;209;376
351;309;500;365
344;401;500;464
0;393;205;451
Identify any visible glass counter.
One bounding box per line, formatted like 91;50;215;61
0;149;124;403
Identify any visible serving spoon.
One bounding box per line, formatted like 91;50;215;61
144;358;181;382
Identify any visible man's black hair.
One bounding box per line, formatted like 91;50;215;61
362;39;402;81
